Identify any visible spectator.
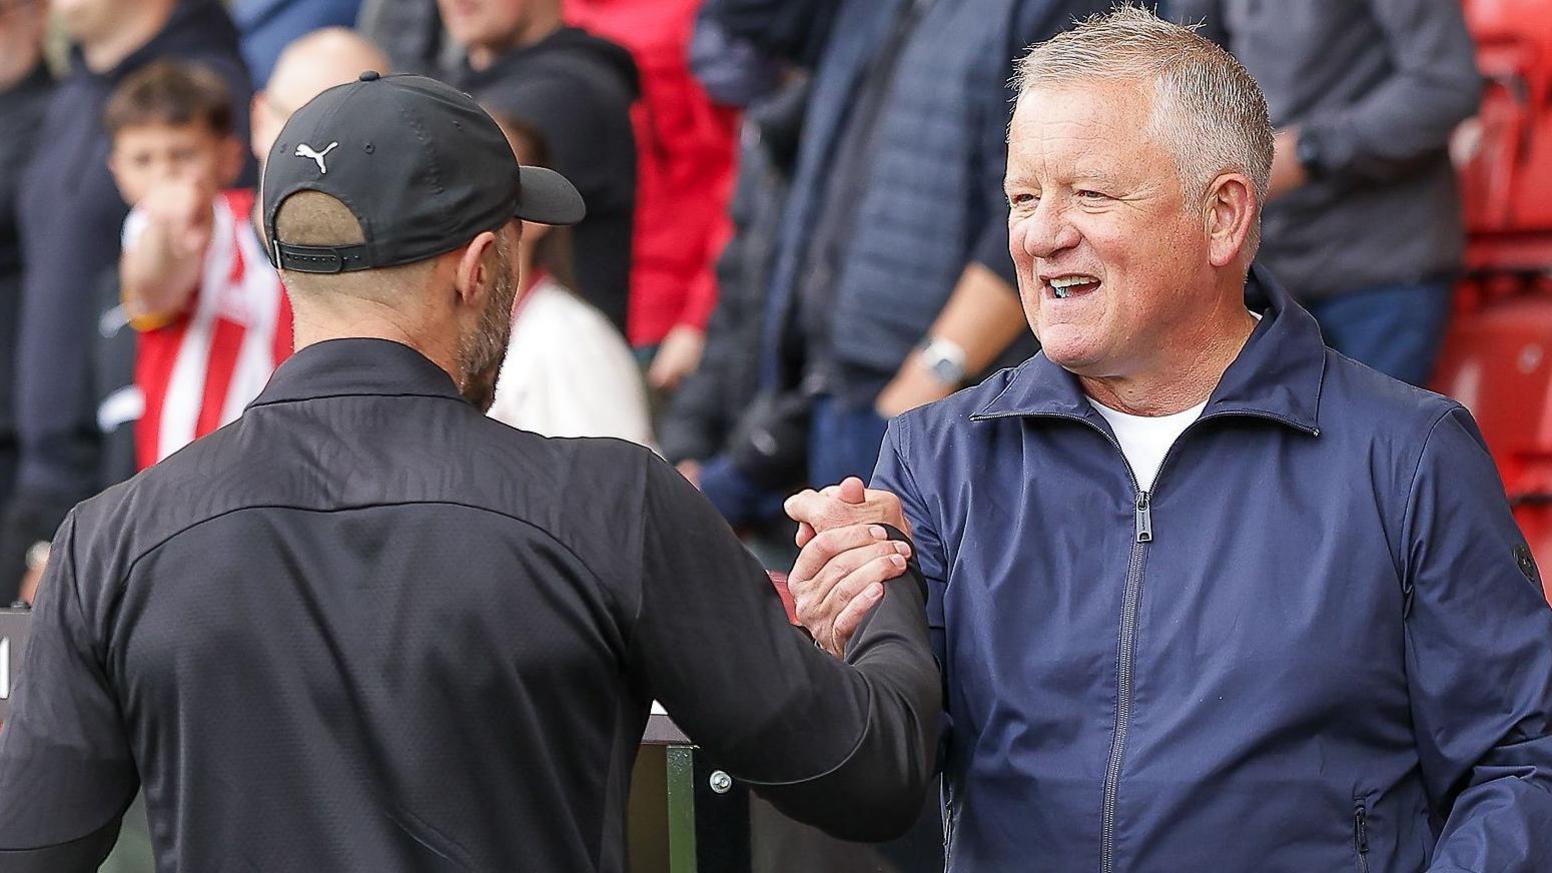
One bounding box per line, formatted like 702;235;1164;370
705;0;1108;491
484;112;655;446
89;29;389;491
788;10;1552;870
1171;0;1481;386
251;27;392;160
1;0;252;601
232;0;362;86
564;0;740;392
440;0;639;335
660;77;810;558
0;0;50;517
108;61;283;471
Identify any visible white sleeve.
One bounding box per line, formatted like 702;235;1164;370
121;207;150;250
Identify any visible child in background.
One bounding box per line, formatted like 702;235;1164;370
485;111;656;448
106;60;292;471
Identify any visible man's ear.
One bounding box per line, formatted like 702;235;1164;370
1203;172;1257;269
453;230;500;309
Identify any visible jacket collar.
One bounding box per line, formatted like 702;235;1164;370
250;338;465;408
971;264;1326;434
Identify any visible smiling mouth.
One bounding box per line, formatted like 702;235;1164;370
1046;275;1101;299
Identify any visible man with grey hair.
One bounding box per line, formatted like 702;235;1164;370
783;7;1552;870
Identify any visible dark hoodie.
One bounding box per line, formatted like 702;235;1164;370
454;26;639;335
2;0;252;599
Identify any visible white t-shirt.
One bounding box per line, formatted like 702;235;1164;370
1089;398;1208;492
487;277;657;449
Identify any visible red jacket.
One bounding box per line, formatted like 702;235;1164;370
565;0;739;347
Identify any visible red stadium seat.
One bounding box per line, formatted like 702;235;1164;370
1432;1;1552;599
1434;278;1552;603
1456;0;1552;269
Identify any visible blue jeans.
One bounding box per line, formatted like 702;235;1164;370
808;395;890;488
1305;279;1454;387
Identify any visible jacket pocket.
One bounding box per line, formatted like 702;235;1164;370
1353;800;1371;873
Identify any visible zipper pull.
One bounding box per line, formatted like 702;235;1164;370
1354;807;1369;855
1135;491;1152;543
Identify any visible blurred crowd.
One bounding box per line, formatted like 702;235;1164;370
0;0;1482;608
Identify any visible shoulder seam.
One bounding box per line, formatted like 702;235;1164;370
1394;403;1466;583
113;499;618;610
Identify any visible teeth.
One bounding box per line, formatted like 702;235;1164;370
1049;275;1097;299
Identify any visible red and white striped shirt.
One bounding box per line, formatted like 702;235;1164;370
131;188;293;469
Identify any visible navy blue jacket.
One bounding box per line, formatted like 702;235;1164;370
874;270;1552;871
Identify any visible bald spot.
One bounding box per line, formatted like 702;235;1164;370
268;27;391;112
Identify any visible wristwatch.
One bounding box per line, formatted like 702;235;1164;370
917;337;967;386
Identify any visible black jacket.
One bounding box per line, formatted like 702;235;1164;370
0;339;940;872
454;26;639;334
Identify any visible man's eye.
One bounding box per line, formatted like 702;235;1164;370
1076;189;1107;200
1009;192;1038;206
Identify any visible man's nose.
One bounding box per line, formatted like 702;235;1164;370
1015;199;1080;260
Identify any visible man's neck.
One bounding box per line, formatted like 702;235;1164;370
291;304;464;390
467;12;564;71
1081;295;1259;417
81;1;176;74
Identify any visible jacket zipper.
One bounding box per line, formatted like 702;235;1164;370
1354;804;1370;873
970;407;1317;873
1101;490;1149;873
1066;421;1150;873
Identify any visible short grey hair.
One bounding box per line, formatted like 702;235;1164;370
1013;6;1273;224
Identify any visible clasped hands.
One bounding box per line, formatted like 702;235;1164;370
783;477;915;658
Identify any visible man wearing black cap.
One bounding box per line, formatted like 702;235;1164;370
0;73;939;872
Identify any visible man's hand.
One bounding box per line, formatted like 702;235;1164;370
121;179;214;324
784;476;909;547
648;324;706;391
1267;126;1309;200
788;523;913;657
876;352;954;418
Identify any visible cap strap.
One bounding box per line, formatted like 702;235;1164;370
273;242;374;274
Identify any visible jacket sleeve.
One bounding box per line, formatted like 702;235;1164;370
870;417;951;759
626;455;941;841
1400;407;1552;872
0;512;136;871
1298;0;1481;185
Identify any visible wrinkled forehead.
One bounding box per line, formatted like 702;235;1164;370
1007;81;1171;178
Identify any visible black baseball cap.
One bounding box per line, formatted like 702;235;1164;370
261;71;585;275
